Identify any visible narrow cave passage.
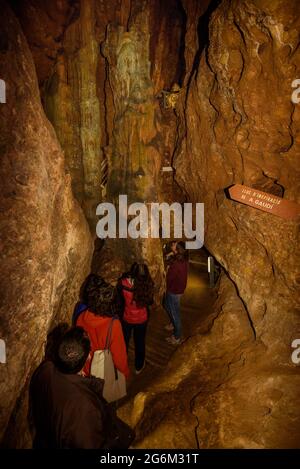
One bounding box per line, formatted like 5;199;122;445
1;0;300;454
124;248;216;401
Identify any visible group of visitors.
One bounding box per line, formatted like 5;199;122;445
30;240;189;449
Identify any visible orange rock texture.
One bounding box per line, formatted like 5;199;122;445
123;0;300;448
1;0;299;449
177;0;300;353
177;0;300;377
0;2;92;446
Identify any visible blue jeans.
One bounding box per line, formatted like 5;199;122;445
164;292;182;339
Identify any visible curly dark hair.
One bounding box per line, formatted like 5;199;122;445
129;263;154;307
82;274;119;317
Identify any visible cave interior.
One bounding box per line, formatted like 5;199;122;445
0;0;300;450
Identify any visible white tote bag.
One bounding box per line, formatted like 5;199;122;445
90;318;126;403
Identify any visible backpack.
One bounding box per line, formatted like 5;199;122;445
90;318;126;403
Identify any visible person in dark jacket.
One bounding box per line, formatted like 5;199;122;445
164;241;188;345
117;263;154;374
30;326;134;449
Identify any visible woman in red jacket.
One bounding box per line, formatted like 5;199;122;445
76;274;130;380
118;263;154;375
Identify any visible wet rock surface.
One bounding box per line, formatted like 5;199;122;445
1;0;299;449
0;2;92;447
127;0;300;448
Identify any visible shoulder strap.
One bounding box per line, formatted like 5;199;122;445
105;318;115;350
121;284;134;292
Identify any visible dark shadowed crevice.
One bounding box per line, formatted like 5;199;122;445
186;0;222;88
175;0;187;87
10;0;81;89
224;270;257;340
149;0;187;89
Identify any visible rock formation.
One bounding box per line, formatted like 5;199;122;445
1;0;299;449
119;0;300;448
99;2;167;289
43;0;102;229
0;2;92;447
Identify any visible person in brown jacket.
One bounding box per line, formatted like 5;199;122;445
30;327;134;449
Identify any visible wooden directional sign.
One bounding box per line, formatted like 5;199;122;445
228;184;300;221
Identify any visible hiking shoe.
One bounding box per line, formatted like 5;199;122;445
164;323;174;331
165;335;181;345
135;362;146;375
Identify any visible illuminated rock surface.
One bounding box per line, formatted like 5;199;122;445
123;0;300;448
1;0;299;448
0;2;92;447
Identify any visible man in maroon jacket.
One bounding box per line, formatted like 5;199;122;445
164;241;189;345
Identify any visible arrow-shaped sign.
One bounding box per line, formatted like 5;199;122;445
228;184;300;221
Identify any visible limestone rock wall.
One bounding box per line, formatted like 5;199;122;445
16;0;186;247
2;0;299;449
119;274;256;448
100;2;164;287
11;0;78;88
9;0;191;305
43;0;102;229
176;0;300;361
14;0;128;229
122;0;300;449
0;2;92;446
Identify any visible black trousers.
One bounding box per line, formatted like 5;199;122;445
122;321;147;371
